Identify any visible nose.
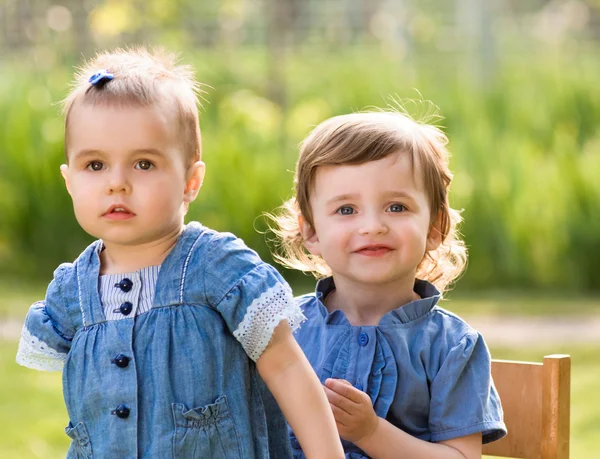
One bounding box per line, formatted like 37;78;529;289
106;167;132;195
358;212;388;236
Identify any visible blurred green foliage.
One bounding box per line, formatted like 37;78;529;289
0;46;598;292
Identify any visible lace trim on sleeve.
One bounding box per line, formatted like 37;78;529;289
16;326;67;372
233;283;306;362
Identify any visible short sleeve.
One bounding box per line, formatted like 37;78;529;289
429;332;507;444
15;266;75;372
204;233;305;362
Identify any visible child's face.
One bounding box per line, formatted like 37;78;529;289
302;151;440;288
61;104;204;248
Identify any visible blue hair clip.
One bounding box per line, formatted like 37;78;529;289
89;69;114;86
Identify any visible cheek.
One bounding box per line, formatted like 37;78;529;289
318;223;349;247
138;177;185;207
69;178;97;202
147;172;186;191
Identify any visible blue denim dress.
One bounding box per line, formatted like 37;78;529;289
16;222;305;458
290;277;507;458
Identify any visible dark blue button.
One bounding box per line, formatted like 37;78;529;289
290;436;301;449
119;302;133;315
115;278;133;292
112;354;130;368
355;383;364;391
112;404;130;419
358;333;369;346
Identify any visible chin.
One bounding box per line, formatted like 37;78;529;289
354;270;405;285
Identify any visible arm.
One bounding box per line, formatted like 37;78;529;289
358;417;481;459
325;379;481;459
257;321;344;459
16;266;74;371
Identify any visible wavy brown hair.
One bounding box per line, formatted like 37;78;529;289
269;108;467;293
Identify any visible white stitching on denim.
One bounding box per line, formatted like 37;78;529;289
76;267;86;327
180;234;202;303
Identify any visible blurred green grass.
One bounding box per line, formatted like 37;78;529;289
1;339;597;459
0;282;46;320
1;340;67;459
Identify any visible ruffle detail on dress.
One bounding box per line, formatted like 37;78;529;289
233;283;306;362
16;326;66;371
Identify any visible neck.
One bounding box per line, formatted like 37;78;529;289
99;226;183;275
325;274;420;326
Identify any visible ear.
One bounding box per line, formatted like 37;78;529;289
299;214;321;256
59;164;72;196
183;161;205;203
426;211;443;252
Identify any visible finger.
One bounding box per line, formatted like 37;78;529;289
324;386;357;415
330;403;350;425
325;378;366;404
333;378;353;386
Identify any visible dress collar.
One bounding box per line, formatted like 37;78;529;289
314;276;442;325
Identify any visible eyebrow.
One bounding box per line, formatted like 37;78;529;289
72;148;165;160
326;194;358;205
326;191;416;205
383;191;417;201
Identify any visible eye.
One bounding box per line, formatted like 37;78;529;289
136;160;154;170
388;203;406;213
336;206;355;216
87;161;104;171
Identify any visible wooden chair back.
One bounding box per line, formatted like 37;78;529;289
483;354;570;459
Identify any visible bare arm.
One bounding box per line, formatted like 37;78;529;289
357;418;481;459
325;378;482;459
256;321;344;459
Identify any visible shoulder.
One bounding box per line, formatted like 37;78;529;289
48;240;101;298
183;223;287;304
416;306;490;373
174;223;261;282
52;262;74;286
428;305;481;343
294;292;322;320
184;223;261;265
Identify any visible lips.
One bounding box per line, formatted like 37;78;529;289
354;244;393;257
103;204;135;220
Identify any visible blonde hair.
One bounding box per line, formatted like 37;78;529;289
62;47;203;164
270;109;467;293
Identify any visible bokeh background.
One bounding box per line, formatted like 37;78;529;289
0;0;598;457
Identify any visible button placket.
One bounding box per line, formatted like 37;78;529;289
353;328;375;395
110;272;142;319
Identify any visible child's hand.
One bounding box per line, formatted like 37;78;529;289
323;378;379;444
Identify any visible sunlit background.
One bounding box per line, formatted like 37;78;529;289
0;1;598;457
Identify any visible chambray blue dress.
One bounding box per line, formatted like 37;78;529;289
290;277;507;458
16;222;305;458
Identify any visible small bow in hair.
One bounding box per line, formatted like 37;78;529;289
89;69;114;86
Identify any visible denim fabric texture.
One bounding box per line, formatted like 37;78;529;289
17;222;297;458
289;277;507;458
